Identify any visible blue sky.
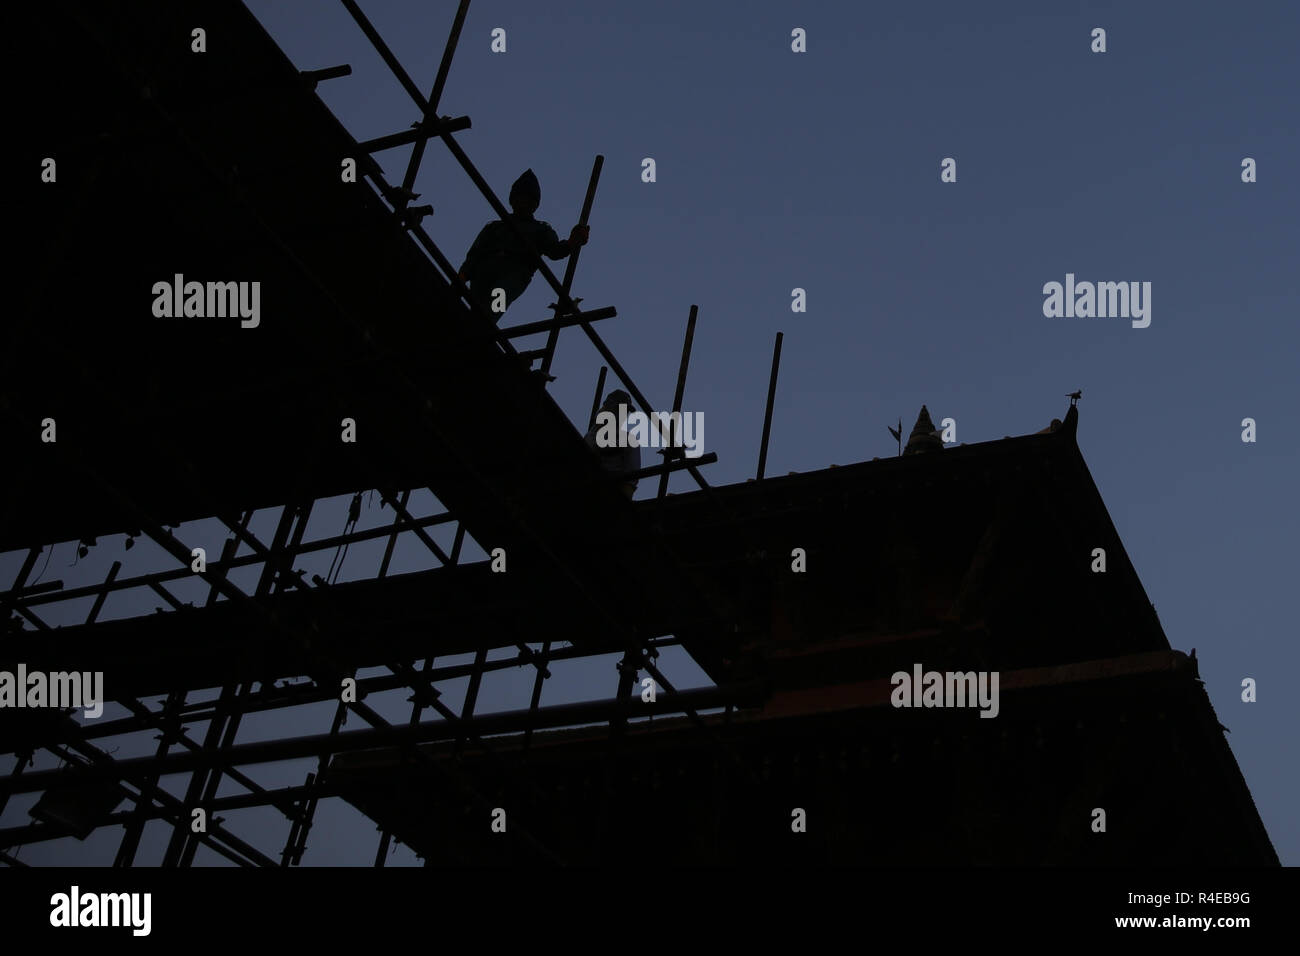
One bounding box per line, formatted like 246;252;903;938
3;0;1296;865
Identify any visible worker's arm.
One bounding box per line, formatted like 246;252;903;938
544;224;590;260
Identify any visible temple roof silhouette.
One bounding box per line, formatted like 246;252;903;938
1;0;1277;867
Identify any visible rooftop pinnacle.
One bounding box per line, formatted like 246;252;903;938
904;405;943;456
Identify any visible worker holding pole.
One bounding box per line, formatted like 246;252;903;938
459;169;589;319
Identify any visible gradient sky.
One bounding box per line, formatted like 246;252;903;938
4;0;1296;866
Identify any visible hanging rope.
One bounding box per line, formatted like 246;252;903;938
325;492;365;585
31;543;55;585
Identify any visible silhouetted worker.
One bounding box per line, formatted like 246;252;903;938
458;169;590;320
585;389;641;499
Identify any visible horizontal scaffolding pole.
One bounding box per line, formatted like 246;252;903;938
624;453;718;483
4;501;457;609
0;780;334;850
300;63;353;88
498;306;617;341
1;680;766;796
358;115;470;153
16;637;687;750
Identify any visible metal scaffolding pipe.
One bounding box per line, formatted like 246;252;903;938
1;681;766;796
757;331;784;480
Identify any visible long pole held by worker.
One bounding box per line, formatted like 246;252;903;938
541;154;603;375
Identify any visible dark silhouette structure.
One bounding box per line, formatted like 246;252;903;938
584;390;641;499
0;0;1277;867
459;169;590;319
903;404;944;456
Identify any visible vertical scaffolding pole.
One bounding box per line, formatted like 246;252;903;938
756;331;783;480
114;690;184;867
395;0;471;206
540;155;603;375
597;648;640;862
455;647;489;758
172;502;306;866
375;654;436;866
520;642;551;757
377;489;411;578
658;305;698;498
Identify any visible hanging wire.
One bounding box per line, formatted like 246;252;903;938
325;492;365;584
30;543;55;585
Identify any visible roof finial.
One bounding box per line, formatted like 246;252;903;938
903;405;943;456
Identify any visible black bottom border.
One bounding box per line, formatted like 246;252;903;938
2;866;1294;941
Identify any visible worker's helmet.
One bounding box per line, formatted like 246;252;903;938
603;389;631;412
509;169;541;213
